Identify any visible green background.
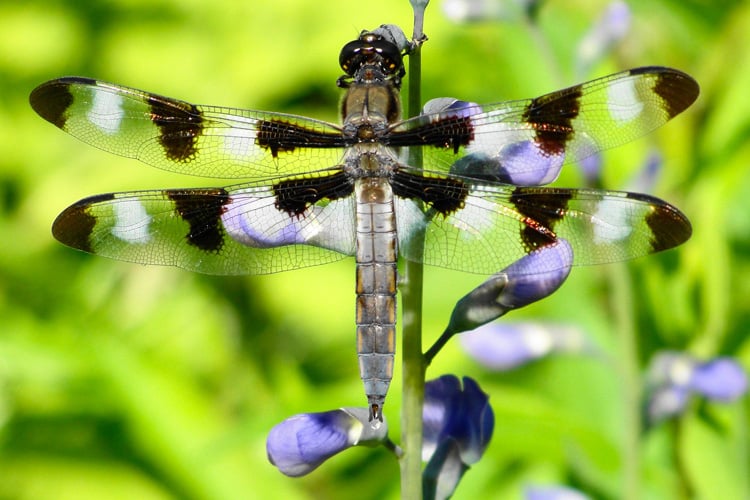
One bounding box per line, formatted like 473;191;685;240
1;0;748;498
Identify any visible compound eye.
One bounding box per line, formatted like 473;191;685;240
371;40;403;76
339;39;364;75
338;33;404;77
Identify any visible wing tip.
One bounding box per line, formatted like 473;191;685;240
30;77;97;129
649;204;692;252
51;193;114;253
629;66;700;118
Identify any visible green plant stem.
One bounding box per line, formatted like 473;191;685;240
423;327;450;365
399;35;426;500
401;258;425;500
671;418;694;498
609;263;641;499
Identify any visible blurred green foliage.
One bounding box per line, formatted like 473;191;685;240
1;0;748;498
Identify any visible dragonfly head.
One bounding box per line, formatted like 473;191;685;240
338;29;406;87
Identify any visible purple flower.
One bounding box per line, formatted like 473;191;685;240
422;98;481;118
372;24;410;53
691;358;748;401
576;1;631;76
626;150;663;193
460;322;589;370
492;140;565;186
267;407;387;476
448;133;566;186
646;352;748;423
446;239;573;334
423;375;494;464
579;152;603;187
442;0;539;23
422;376;494;498
647;385;691;423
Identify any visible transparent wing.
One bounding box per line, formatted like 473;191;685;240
393;177;691;274
52;179;357;275
389;67;698;186
31;77;348;180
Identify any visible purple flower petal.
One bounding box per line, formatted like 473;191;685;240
447;239;573;333
461;323;540;369
647;385;690;423
648;352;696;388
449;142;565;186
645;352;747;423
442;0;537;23
627;150;663;193
422;438;467;500
497;238;573;309
460;322;587;370
422;97;481;119
423;375;494;465
576;1;631;73
267;408;385;477
426;100;566;187
579;152;603;186
423;376;462;462
495;140;565;185
690;358;748;402
456;377;495;464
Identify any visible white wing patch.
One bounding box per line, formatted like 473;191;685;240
111;199;152;244
606;78;644;124
465;108;536;157
87;90;125;135
220;116;259;159
591;198;633;244
451;187;506;236
222;130;257;159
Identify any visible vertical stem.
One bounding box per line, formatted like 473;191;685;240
399;27;426;500
671;419;694;498
609;263;641;499
400;255;425;500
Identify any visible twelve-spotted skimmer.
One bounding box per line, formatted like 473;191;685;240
31;25;698;421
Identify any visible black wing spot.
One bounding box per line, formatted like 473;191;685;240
510;188;571;251
626;191;692;252
52;192;116;253
273;171;354;217
256;119;347;158
30;79;83;129
391;171;469;216
388;116;474;154
149;96;204;162
522;86;582;156
167;189;230;252
649;69;700;119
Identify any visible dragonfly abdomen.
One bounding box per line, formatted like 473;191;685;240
355;178;398;422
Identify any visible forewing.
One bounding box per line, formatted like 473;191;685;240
30;77;347;179
389;67;699;185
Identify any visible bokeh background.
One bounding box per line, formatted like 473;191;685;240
1;0;748;498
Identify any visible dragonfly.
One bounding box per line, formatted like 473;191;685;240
30;25;698;422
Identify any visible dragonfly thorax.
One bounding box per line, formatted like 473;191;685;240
341;83;401;139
